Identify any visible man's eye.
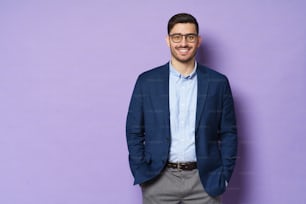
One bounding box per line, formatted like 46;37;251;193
173;35;181;40
188;35;195;41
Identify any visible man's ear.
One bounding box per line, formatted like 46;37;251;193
166;36;170;47
197;36;202;48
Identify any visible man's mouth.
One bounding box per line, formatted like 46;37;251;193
177;47;190;54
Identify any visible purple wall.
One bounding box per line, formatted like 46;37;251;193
1;1;305;203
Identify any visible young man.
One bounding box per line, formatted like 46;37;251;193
126;13;238;204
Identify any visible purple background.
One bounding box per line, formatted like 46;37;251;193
1;1;306;203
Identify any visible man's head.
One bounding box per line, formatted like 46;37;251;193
166;13;201;65
167;13;199;35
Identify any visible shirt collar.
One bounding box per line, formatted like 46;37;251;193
169;61;197;79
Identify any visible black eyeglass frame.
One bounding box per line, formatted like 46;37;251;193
169;33;199;43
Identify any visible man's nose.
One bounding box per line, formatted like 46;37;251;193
181;37;188;45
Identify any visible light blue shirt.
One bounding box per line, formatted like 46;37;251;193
169;62;198;162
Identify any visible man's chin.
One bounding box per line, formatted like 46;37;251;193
176;57;194;64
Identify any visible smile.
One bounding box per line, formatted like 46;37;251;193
177;48;190;54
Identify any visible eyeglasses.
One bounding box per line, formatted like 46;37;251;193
169;33;198;43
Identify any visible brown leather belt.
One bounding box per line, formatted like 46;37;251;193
167;162;197;171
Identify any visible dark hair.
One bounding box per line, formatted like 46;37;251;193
167;13;199;34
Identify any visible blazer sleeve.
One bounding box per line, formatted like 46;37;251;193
220;77;238;182
126;75;146;181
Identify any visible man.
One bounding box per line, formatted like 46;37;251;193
126;13;238;204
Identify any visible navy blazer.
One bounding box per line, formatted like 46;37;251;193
126;63;238;197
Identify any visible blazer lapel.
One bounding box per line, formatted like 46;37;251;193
195;66;209;134
160;65;170;125
151;64;170;127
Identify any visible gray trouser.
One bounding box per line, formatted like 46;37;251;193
141;168;221;204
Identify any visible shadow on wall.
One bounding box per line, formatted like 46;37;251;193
197;39;251;204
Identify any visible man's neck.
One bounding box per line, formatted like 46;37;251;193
171;59;196;76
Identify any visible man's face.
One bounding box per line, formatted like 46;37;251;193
166;23;201;64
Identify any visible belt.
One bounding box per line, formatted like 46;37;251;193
167;162;197;171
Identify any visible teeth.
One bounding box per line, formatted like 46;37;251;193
179;49;188;53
